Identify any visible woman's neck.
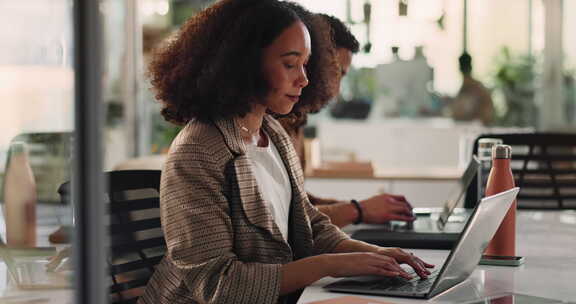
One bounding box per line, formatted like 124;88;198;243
236;104;268;146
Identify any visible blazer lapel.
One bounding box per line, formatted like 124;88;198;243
263;116;314;259
213;117;287;245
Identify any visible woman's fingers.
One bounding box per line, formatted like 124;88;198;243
357;252;435;280
404;254;434;278
368;266;399;277
371;254;413;279
380;249;435;279
408;253;435;269
418;256;436;268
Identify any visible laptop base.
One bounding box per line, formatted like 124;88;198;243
324;269;440;299
324;288;429;299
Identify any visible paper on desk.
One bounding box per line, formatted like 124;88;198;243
307;295;395;304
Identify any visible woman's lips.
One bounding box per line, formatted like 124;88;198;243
286;95;300;102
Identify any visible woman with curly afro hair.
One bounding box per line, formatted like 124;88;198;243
138;1;433;304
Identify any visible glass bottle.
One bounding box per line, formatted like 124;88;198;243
484;144;516;256
477;138;503;201
3;142;37;247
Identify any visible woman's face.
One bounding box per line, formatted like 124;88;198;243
261;20;311;115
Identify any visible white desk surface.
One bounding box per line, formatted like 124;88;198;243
0;259;72;304
0;205;73;303
298;210;576;303
2;210;574;304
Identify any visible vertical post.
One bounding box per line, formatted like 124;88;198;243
463;0;468;52
528;0;533;57
73;0;107;303
346;0;352;23
123;0;145;157
539;0;565;130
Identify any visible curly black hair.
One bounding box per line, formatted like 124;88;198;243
148;0;338;125
320;13;359;53
280;13;360;129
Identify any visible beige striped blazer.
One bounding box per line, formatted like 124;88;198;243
138;115;349;304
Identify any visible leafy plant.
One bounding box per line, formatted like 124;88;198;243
491;47;538;127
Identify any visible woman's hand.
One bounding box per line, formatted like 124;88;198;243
377;247;435;279
321;252;416;280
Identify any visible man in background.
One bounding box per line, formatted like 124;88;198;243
450;52;494;125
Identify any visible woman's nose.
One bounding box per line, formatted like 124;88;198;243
296;68;309;88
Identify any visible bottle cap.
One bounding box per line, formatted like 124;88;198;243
478;138;503;149
492;144;512;159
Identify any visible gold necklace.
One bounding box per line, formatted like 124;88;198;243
236;118;260;137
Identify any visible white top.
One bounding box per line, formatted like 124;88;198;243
246;133;292;241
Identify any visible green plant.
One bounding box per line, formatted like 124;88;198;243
491;47;538;127
150;112;181;154
493;47;536;90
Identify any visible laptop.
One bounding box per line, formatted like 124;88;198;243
324;187;520;299
352;157;480;249
0;237;70;290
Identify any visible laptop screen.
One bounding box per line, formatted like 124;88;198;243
437;156;480;228
428;188;519;298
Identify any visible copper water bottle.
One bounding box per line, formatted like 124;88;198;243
3;142;38;247
484;144;516;256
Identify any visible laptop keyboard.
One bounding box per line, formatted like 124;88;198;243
325;267;440;295
370;268;439;293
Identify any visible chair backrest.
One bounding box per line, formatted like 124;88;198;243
465;133;576;209
107;170;165;304
59;170;165;304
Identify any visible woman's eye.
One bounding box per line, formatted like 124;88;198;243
284;63;295;69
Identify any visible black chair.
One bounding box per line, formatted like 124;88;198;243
465;133;576;209
60;170;165;304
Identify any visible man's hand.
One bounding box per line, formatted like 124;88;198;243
360;193;415;224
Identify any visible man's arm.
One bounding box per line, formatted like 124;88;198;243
310;194;359;227
317;202;360;228
310;192;415;228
